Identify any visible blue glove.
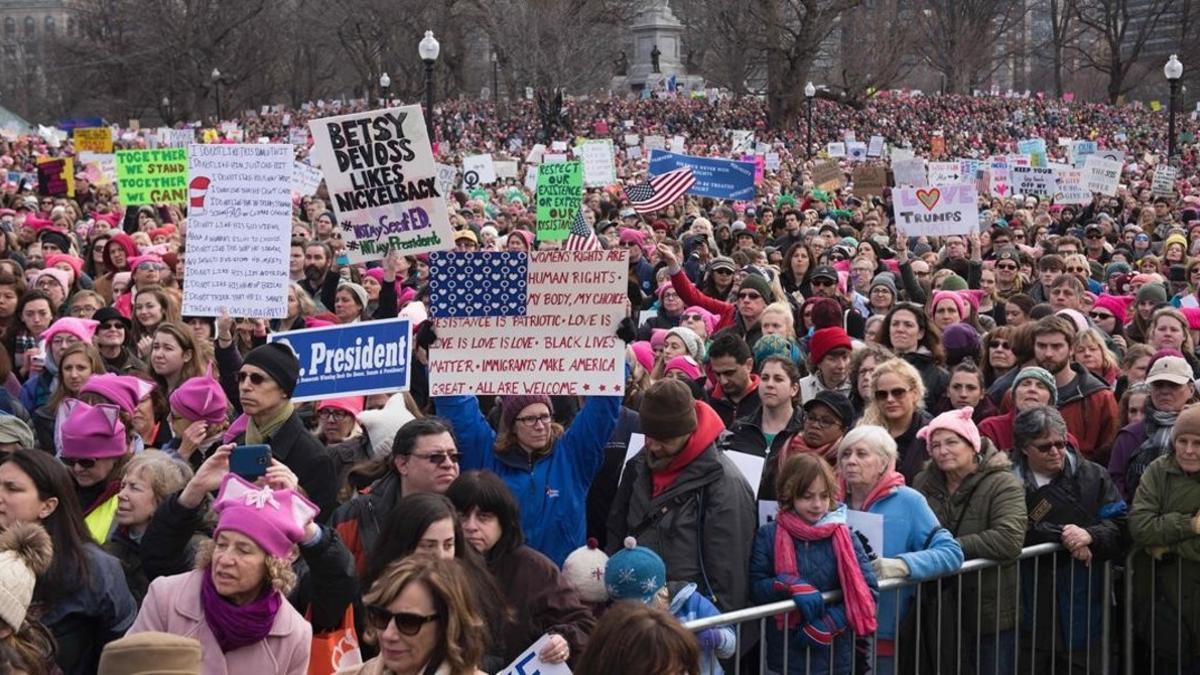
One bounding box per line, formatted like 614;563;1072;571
799;607;849;650
773;574;824;624
696;628;723;651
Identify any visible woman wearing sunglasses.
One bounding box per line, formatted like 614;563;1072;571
860;357;932;483
446;471;592;668
348;557;489;675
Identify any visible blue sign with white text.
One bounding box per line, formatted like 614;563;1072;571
648;149;757;200
268;317;411;402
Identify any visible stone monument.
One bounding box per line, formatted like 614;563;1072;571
611;0;703;95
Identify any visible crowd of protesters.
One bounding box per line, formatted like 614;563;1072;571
0;89;1198;674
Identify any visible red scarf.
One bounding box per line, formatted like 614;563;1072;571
773;510;877;635
838;471;906;511
785;434;838;464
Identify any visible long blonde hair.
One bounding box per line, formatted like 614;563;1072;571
860;357;926;427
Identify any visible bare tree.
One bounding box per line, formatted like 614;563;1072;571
912;0;1027;94
1070;0;1172;103
1046;0;1080;97
826;0;918;106
674;0;764;95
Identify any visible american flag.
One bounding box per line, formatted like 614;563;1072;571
564;209;602;251
624;167;696;214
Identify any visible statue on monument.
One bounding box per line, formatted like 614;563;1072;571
650;45;661;73
614;50;628;76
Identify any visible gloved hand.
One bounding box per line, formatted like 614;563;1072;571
616;316;637;344
773;575;824;624
872;557;910;580
798;607;847;649
416;321;439;350
1192;511;1200;535
695;628;723;651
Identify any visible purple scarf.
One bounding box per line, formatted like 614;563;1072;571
200;569;283;653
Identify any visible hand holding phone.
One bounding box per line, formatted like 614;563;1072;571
230;444;271;481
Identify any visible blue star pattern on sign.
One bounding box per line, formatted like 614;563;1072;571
428;251;529;318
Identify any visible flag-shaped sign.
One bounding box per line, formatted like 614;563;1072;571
564;209;602;251
428;252;529;318
624;167;695;214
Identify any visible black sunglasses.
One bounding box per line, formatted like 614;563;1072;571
812;278;836;287
237;371;269;385
365;605;439;635
874;387;910;401
62;457;97;469
406;451;462;466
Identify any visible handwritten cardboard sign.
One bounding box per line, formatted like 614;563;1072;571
115;148;188;204
73;127;113;153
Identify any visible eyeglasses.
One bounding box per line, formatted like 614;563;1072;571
100;321;125;331
62;457;97;469
1067;267;1089;274
318;408;351;421
737;291;762;301
1086;233;1103;240
712;268;734;275
515;413;552;427
683;313;705;322
874;387;910;401
236;371;269;386
1089;311;1114;321
996;262;1017;270
811;278;836;287
620;241;639;247
407;451;462;465
136;262;164;271
1030;440;1067;454
804;415;841;429
1136;235;1150;241
365;605;439;636
990;340;1011;350
50;335;78;347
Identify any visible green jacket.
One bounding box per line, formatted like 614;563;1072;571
1129;453;1200;660
913;443;1027;634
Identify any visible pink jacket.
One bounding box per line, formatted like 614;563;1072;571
129;569;312;675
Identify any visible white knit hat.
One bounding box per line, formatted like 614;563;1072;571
0;522;53;629
561;537;610;603
356;394;416;459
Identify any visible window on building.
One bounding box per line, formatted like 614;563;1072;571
4;18;14;37
24;16;34;37
44;16;54;35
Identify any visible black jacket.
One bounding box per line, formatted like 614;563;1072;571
721;405;804;501
901;349;950;411
235;410;338;523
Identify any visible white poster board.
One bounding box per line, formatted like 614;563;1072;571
291;161;323;196
580;140;616;187
891;158;927;187
1083;155;1122;196
893;184;981;236
462;153;497;186
498;634;572;675
183;144;292;318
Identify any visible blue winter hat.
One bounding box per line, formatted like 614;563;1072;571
605;536;666;603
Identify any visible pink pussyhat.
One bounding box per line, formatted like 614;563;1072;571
58;399;127;459
41;316;99;346
630;341;654;373
168;364;228;424
317;396;364;417
80;373;156;415
930;290;969;321
917;407;981;456
212;474;319;558
35;268;71;295
664;355;702;380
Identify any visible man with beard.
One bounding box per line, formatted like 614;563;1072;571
1027;315;1119;463
606;378;756;611
301;240;339;312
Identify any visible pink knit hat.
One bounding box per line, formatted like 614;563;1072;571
212;474;319;558
630;341;654;373
917;407;981;455
41;317;98;346
168;365;228;424
317;396;364;417
1182;307;1200;331
930;290;968;321
45;253;82;279
682;306;717;335
1092;294;1134;325
59;399;127;459
80;374;155;415
664;355;702;380
650;328;669;350
35;268;71;295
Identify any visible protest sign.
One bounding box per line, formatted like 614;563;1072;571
893;184;981;236
846;510;884;560
495;160;518;180
158;128;195;148
891;146;915;161
307;105;453;261
498;634;572;675
580;139;616;187
644;135;666;151
1152;165;1178;197
434;163;458;198
670;135;686;154
852;165;887;198
625;147;642;161
288;127;309;146
550;141;568;152
624;133;640;147
78;152;116;186
461;153;497;186
847;142;868;162
114;148;186;203
524;165;538;193
268;318;412;402
726;451;766;497
1070;140;1098;167
927;161;961;184
868;135;885;157
535;161;583;241
1018;138;1048;167
741;154;765;185
291;161;324;196
647;149;756;200
1083;155;1122;196
811;160;845;191
730;129;754;154
544;153;568;164
36;157;73;197
525;143;546;164
182;144;292;319
1095;149;1125;165
764;152;781;171
826;142;846;157
1011;165;1058;197
427;250;627;396
73;127;112;153
891;158;927;187
1053;168;1092;205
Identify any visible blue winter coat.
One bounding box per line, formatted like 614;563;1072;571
669;581;735;675
436;394;621;566
749;508;880;675
853;485;963;643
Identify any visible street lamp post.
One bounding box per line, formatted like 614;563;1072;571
379;72;391;107
418;30;440;142
211;68;223;122
1165;54;1184;162
161;96;172;125
804;81;816;159
491;51;499;104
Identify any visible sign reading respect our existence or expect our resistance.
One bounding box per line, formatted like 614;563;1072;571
307;105;454;262
269;317;412;402
426;250;628;396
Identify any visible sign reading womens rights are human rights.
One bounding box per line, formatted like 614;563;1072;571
269;317;412;402
427;250;628;397
308;105;454;262
893;184;981;236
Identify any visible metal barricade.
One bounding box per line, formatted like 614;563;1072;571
684;543;1118;675
1122;547;1200;675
